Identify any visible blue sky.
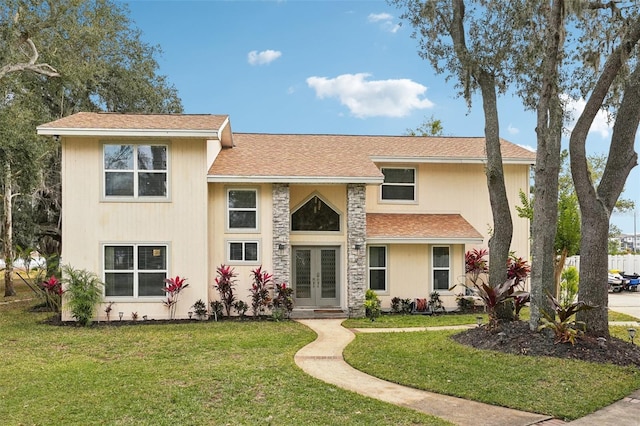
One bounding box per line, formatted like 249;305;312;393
123;0;639;235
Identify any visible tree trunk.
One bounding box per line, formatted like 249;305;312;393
530;0;565;330
478;71;514;320
449;0;512;318
3;161;16;297
571;22;640;336
576;211;610;336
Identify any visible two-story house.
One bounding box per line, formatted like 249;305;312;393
37;112;535;320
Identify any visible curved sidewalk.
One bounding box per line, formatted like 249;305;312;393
294;319;551;426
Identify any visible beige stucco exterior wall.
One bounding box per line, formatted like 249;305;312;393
207;183;274;308
374;244;465;310
206;183;351;311
61;136;209;321
365;162;531;310
365;162;531;257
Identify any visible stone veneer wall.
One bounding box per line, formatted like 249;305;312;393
347;184;366;318
272;183;290;286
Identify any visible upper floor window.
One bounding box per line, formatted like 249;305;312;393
104;244;167;298
227;188;258;230
292;195;340;231
104;144;168;198
381;168;416;201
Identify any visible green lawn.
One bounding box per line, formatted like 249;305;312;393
0;296;448;425
343;312;488;328
343;307;639;329
4;281;639;424
344;328;640;421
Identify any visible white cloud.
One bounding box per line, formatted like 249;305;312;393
507;124;519;135
247;49;282;66
562;95;613;138
368;12;400;33
306;73;433;118
368;13;392;22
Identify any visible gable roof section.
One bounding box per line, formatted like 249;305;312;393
208;133;535;183
208;133;384;184
37;112;233;146
366;213;484;244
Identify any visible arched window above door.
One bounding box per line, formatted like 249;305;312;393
291;195;340;231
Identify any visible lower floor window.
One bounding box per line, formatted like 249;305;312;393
368;246;387;291
228;241;259;262
433;246;450;291
104;244;167;297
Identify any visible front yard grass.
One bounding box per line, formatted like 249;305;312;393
344;328;640;420
0;298;448;425
343;312;489;328
343;307;639;329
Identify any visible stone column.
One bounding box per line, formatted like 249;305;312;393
347;184;366;318
272;183;290;286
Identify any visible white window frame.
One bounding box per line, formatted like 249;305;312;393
368;245;388;293
103;243;169;299
432;245;451;292
226;188;259;232
380;167;417;202
227;240;260;264
102;143;169;200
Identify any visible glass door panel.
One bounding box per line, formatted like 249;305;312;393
293;246;340;307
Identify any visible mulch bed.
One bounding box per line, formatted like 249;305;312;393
453;320;640;368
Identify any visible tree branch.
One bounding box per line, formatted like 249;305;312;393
0;36;60;80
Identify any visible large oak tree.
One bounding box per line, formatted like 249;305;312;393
1;0;182;296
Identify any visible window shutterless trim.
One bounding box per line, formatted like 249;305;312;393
102;243;169;299
368;245;388;293
379;167;417;203
432;245;451;292
101;142;170;201
226;240;261;264
226;187;259;232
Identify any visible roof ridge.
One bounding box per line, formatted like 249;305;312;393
234;132;487;139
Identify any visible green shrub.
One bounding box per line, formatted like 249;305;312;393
210;300;224;320
456;293;475;313
401;298;413;314
273;282;294;319
63;266;103;326
391;297;402;313
429;291;445;313
560;266;579;307
233;300;249;318
364;289;381;321
539;291;595;344
191;299;208;319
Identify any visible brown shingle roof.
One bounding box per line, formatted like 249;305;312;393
208;133;535;181
38;112;229;130
366;213;483;242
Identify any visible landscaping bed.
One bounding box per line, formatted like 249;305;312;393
454;320;640;367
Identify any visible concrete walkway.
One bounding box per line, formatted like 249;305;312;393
294;319;551;426
295;319;640;426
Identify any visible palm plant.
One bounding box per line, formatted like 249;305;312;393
63;266;103;326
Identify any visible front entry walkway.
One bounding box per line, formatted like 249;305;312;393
294;319;551;426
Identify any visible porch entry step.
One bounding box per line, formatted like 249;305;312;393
290;308;348;319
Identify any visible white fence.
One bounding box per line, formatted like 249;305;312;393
567;255;640;274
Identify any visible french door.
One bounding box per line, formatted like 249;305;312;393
292;246;340;307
